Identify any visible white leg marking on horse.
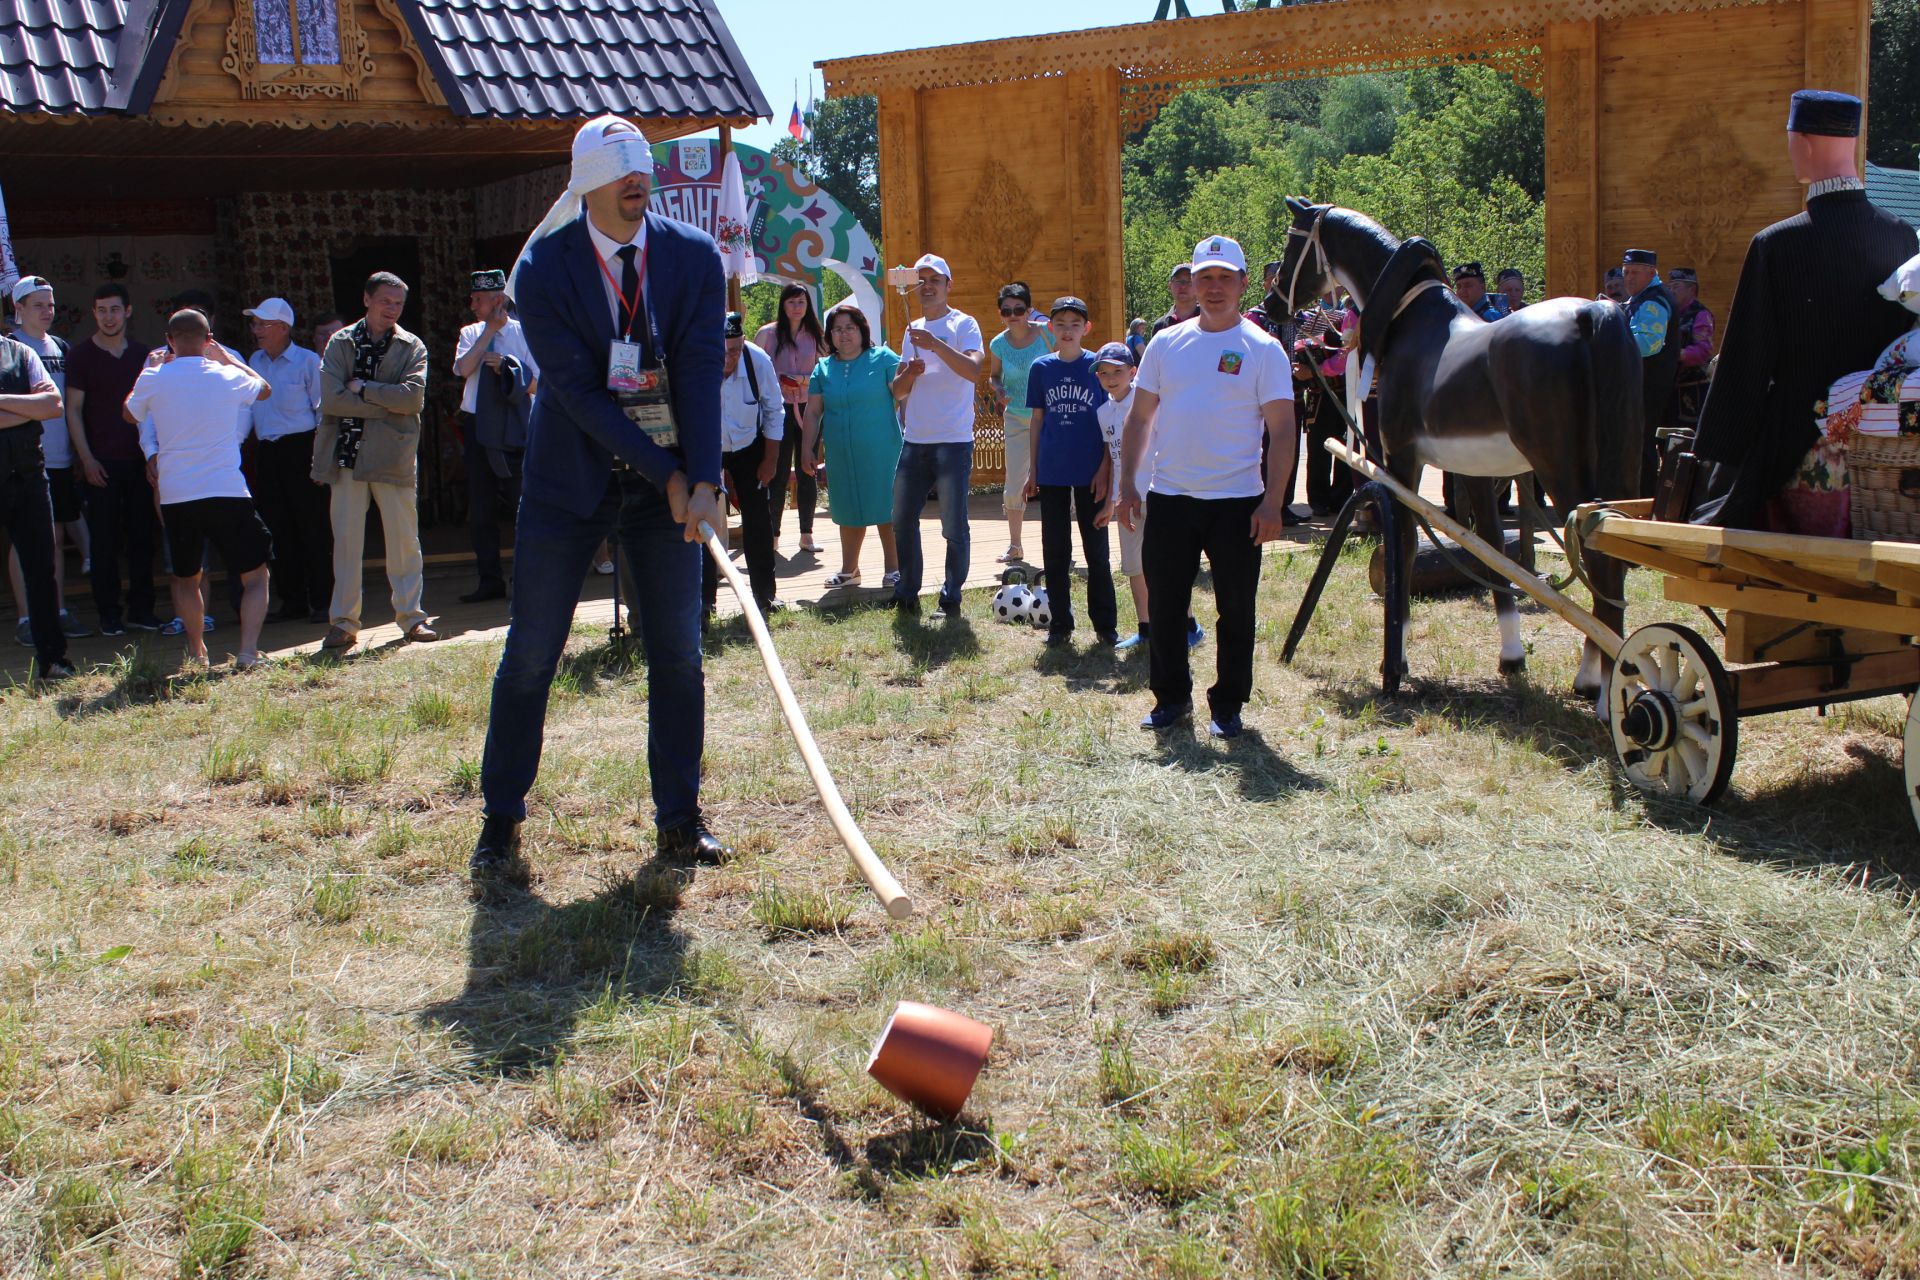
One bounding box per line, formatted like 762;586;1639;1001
1498;609;1524;665
1573;641;1605;695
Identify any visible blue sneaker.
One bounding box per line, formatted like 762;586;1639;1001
1187;620;1205;649
1208;709;1245;740
160;615;216;637
1140;700;1192;731
1114;631;1146;651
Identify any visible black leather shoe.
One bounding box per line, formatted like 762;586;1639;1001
657;817;731;865
460;581;507;604
469;815;529;895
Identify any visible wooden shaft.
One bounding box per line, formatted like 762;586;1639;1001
1327;439;1624;660
699;523;914;919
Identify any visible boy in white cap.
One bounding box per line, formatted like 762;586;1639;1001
6;275;90;647
889;252;985;618
1114;234;1294;740
474;114;730;890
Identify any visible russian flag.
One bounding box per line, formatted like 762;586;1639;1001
788;102;806;141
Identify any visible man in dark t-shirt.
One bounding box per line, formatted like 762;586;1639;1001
64;282;158;634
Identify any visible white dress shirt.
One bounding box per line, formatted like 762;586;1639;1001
246;343;323;441
583;214;650;338
125;356;266;504
721;342;783;453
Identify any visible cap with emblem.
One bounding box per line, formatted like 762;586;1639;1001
470;269;507;293
1668;267;1699;284
242;297;295;327
1451;262;1485;282
1622;249;1658;266
912;253;951;282
1049;296;1089;320
1190;235;1248;274
1788;89;1862;138
724;311;744;339
1167;262;1191;281
1091;341;1135;370
10;275;52;306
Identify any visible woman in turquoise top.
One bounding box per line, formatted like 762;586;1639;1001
801;306;903;590
986;281;1054;564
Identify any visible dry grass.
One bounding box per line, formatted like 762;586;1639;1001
3;542;1920;1277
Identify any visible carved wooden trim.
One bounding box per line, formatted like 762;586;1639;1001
221;0;375;101
368;0;446;107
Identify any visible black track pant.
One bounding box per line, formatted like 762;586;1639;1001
1143;491;1262;717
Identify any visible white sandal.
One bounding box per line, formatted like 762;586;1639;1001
823;571;862;589
997;546;1024;564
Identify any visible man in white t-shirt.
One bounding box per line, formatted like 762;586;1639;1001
1114;234;1294;739
889;253;984;617
6;275;90;645
452;269;541;603
122;308;274;669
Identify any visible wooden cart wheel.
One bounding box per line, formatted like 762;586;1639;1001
1608;623;1738;805
1905;693;1920;835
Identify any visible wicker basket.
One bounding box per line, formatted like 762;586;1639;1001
1850;433;1920;542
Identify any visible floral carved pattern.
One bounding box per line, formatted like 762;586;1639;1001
222;0;374;101
1654;116;1763;274
962;161;1037;291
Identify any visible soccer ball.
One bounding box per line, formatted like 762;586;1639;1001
992;584;1033;623
1027;588;1053;630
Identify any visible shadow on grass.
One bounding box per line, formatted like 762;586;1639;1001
1154;725;1325;803
421;863;694;1076
890;608;981;670
784;1068;1000;1201
1316;668;1610;776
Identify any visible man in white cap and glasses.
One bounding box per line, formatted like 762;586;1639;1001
472;114;729;892
889;252;984;618
1113;234;1294;741
7;275;90;648
0;277;76;677
243;296;330;625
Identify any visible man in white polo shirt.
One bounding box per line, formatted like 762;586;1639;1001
1114;234;1294;739
452;268;540;604
123;309;273;668
889;253;985;618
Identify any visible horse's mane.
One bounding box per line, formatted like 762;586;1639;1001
1323;204;1402;254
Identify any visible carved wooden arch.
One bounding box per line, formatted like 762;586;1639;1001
221;0;376;101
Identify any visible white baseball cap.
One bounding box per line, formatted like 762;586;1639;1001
912;253;952;282
1190;235;1248;274
243;297;295;326
10;275;52;305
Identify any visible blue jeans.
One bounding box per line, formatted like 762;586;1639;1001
890;440;973;609
481;471;705;830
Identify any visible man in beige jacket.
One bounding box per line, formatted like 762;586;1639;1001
314;271;437;648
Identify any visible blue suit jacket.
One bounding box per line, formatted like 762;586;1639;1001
514;211;725;516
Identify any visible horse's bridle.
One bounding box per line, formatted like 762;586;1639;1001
1284;205;1332;315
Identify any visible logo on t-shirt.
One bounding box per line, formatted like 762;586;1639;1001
1216;351;1244;376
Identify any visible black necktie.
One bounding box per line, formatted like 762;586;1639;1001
615;244;639;342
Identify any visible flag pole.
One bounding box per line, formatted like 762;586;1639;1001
719;123;743;314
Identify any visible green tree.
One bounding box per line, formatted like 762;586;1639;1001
1123;88;1268;214
1870;0;1920;168
772;94;881;236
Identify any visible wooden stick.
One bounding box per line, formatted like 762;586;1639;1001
699;522;914;919
1326;439;1624;660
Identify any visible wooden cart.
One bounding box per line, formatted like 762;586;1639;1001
1577;498;1920;821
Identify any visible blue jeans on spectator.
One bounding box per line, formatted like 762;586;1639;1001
481;470;705;831
890;440;973;611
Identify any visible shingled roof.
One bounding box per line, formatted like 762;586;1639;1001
1868;161;1920;232
0;0;767;122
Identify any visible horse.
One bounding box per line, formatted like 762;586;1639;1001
1273;197;1642;698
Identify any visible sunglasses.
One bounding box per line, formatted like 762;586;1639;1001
999;306;1028;317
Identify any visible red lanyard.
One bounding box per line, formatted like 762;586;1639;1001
590;236;648;341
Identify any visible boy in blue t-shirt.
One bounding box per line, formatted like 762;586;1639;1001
1024;297;1118;646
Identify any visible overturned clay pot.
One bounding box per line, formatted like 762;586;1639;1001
866;1000;994;1122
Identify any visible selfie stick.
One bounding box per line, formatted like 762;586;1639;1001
698;521;914;920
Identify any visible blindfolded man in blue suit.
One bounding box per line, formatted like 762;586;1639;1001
472;115;730;892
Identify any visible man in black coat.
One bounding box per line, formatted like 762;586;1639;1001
1689;90;1919;530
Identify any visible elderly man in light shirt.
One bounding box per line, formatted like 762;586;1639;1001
701;310;784;618
452;268;540;604
243;297;330;625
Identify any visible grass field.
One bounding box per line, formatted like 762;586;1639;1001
3;542;1918;1278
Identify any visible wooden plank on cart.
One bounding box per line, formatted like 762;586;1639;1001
1732;647;1920;715
1665;578;1920;636
1725;612;1912;663
1577;505;1920;587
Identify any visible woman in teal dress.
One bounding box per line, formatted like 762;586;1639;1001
801;306;903;589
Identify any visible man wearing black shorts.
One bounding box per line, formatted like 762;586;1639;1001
122;309;273;668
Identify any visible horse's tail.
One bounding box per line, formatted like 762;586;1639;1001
1578;299;1642;498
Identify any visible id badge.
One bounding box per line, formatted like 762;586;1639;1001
608;339;644;392
617;367;678;449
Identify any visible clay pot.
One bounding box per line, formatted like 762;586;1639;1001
866;1001;994;1121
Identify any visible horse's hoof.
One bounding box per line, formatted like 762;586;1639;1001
1498;656;1527;676
1572;677;1603;699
